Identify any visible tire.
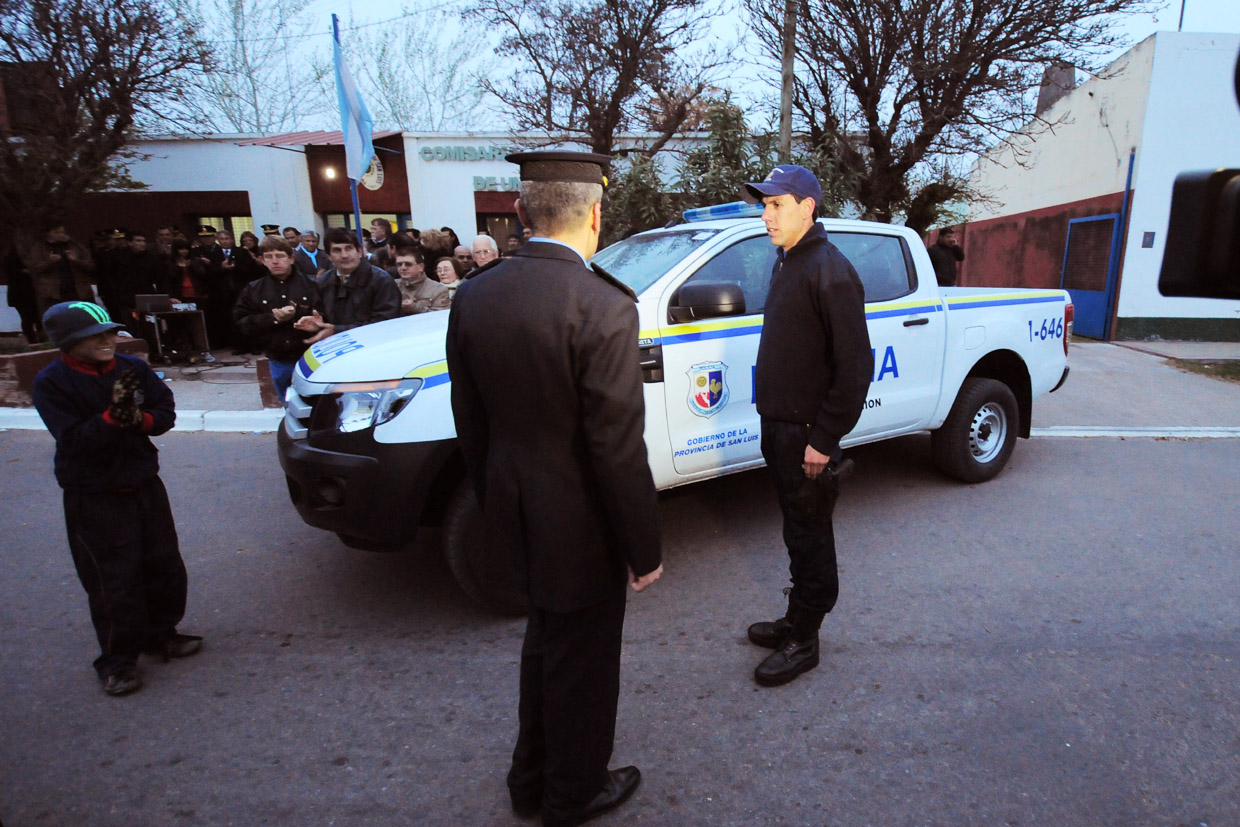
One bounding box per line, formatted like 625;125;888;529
442;481;529;616
931;377;1019;483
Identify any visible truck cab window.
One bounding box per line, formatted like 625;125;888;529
830;233;916;303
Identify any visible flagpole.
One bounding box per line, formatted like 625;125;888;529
334;14;367;246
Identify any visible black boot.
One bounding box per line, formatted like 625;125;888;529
747;614;794;648
747;588;795;648
753;610;825;687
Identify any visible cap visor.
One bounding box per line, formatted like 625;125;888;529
741;182;786;204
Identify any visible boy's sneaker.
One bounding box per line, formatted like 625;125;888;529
147;633;203;662
103;668;143;696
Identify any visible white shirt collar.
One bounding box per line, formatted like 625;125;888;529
529;236;588;266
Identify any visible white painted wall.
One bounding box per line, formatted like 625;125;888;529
402;133;529;235
1116;32;1240;321
128;136;317;232
968;37;1155;220
401;132;707;236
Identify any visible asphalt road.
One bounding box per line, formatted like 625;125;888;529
1;431;1238;826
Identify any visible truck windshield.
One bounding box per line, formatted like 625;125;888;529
592;229;720;295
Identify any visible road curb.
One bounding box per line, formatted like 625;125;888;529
1;408;284;434
1031;426;1240;439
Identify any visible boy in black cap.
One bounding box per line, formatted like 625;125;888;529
32;302;201;697
740;165;873;687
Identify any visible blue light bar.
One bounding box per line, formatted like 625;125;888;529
682;201;764;222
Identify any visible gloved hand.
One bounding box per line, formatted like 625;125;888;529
108;368;144;429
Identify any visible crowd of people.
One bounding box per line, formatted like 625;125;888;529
3;217;531;363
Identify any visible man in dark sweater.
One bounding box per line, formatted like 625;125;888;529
32;302;201;697
927;227;965;287
292;228;399;342
741;166;874;687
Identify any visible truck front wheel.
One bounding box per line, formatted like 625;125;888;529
931;377;1019;483
443;481;529;615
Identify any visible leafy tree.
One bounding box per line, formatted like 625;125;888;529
602;154;675;246
0;0;205;250
472;0;725;156
677;96;854;216
744;0;1154;231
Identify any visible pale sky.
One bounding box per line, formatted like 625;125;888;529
290;0;1240;131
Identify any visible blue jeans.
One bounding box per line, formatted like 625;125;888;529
270;359;295;402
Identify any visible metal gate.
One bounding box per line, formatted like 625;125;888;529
1060;214;1121;339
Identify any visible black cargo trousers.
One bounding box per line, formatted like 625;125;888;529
760;419;841;618
63;477;187;678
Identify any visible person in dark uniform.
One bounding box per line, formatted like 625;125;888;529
445;151;663;827
32;302;201;696
740;165;873;687
927;226;965;287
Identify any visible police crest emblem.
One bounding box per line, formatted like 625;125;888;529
687;361;729;418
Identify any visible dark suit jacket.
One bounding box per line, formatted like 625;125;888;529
445;241;662;613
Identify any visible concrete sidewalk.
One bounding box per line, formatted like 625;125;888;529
2;341;1240;435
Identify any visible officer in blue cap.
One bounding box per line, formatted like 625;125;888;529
741;165;874;687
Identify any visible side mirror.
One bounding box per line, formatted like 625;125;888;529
668;281;746;323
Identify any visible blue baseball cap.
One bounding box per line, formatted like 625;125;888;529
741;165;823;207
43;301;124;351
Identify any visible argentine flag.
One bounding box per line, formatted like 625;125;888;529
332;15;375;182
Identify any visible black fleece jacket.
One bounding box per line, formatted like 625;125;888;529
754;222;874;457
32;352;175;491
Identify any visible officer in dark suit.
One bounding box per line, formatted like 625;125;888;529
446;151;664;827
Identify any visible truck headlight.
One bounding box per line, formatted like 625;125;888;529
321;378;424;433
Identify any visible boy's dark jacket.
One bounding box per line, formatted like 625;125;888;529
32;352;175;491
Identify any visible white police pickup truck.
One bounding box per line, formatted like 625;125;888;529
278;203;1072;611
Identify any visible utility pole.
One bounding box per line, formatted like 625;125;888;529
779;0;797;162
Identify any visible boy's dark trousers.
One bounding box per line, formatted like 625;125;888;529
63;477;187;678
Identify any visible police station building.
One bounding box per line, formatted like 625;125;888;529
62;131;696;248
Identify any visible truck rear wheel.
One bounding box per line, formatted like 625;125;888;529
931;377;1018;483
443;481;529;615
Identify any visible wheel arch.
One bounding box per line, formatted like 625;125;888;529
964;350;1031;438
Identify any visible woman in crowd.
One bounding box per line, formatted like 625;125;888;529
433;256;465;302
167;239;209;304
238;231;260;259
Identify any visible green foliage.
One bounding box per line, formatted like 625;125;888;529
677;97;775;209
602;154;676;247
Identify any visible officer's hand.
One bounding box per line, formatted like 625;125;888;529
630;564;663;593
803;445;830;479
272;304;297;323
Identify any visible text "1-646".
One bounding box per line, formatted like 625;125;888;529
1029;318;1064;342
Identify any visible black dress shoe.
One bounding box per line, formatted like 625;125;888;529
754;637;820;686
567;766;641;826
510;788;541;819
747;616;793;648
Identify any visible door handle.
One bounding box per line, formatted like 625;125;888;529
638;344;663;383
903;317;930;327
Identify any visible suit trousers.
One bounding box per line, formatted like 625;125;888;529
63;477;187;678
760;419;840;617
508;584;628;826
